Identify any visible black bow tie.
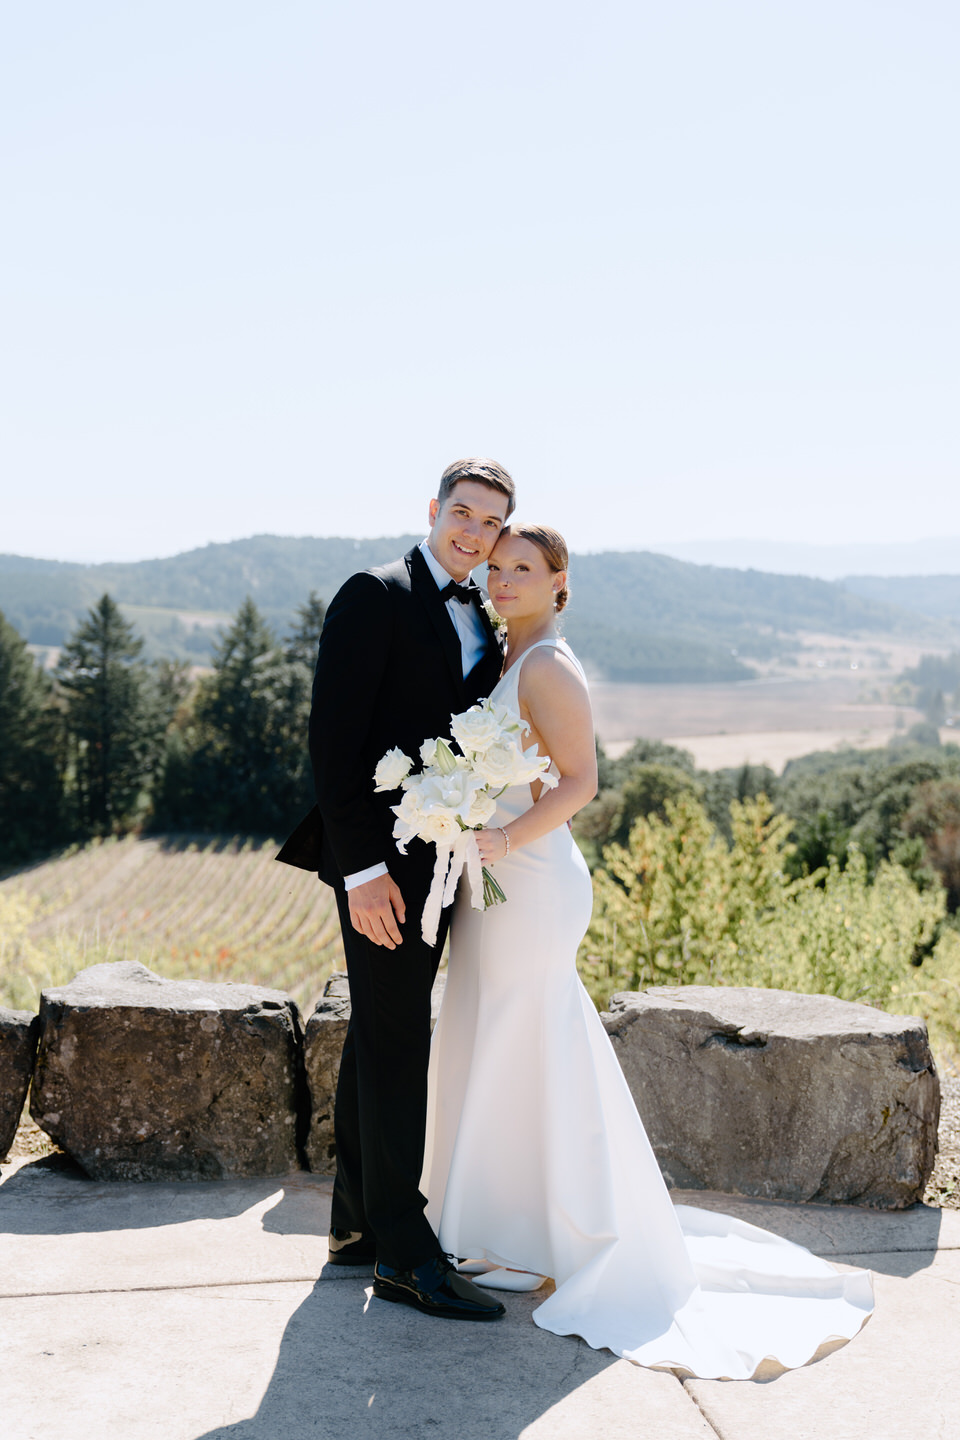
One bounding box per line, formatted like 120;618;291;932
439;579;480;606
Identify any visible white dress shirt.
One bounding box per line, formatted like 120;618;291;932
343;539;488;893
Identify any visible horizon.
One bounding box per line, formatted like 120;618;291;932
6;530;960;584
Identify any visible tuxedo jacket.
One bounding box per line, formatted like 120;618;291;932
277;545;503;887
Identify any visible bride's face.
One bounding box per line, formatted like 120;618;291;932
486;535;564;621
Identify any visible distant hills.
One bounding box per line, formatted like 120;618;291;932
840;574;960;621
651;536;960;581
1;536;955;684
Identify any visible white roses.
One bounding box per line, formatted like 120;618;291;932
373;697;559;943
373;746;413;792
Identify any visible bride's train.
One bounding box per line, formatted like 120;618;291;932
422;639;873;1381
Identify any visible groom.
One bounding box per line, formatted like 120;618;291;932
280;458;514;1321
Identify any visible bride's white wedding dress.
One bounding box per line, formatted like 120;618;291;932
422;638;874;1380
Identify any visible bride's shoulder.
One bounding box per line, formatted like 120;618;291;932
519;641;588;695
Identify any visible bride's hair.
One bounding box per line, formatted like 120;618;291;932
504;523;570;612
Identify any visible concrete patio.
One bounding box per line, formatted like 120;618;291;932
1;1153;957;1440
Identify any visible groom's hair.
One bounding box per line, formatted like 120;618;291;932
438;458;516;517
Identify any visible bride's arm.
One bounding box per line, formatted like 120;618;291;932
475;648;598;862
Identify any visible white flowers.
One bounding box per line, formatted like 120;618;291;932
387;699;557;857
449;704;508;755
373;747;413;793
372;696;559;943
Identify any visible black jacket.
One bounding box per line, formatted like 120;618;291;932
277;545;502;885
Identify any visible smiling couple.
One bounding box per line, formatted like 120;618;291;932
279;458;874;1379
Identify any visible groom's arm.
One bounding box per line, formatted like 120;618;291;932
309;571;395;880
310;572;407;948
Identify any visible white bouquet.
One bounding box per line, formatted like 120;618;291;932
372;697;559;945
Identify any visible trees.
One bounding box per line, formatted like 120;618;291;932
284;590;326;672
155;597;313;835
902;778;960;912
56;595;162;835
2;590;328;854
579;793;952;1052
777;746;960;892
0;610;64;866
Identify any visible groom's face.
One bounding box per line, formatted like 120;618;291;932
428;480;509;581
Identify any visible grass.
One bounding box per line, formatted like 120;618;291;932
0;834;344;1017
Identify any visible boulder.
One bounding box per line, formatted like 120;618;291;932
303;970;446;1174
603;985;940;1209
0;1007;40;1159
31;962;304;1181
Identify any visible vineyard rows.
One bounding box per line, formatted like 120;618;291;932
1;835;344;1014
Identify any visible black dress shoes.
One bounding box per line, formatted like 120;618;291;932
373;1256;506;1321
327;1228;378;1265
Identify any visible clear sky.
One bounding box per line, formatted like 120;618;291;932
2;1;957;563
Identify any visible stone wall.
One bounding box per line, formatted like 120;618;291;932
30;963;304;1181
602;986;940;1209
3;964;941;1208
0;1008;40;1157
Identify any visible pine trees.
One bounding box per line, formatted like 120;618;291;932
56;595;162;834
0;610;64;865
285;591;326;672
1;590;326;861
155;597;314;835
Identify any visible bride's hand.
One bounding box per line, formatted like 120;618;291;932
475;827;509;864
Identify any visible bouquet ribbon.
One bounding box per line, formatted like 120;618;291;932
421;828;485;946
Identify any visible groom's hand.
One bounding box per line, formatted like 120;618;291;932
348;874;406;949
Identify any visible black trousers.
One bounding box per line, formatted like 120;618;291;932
329;855;449;1271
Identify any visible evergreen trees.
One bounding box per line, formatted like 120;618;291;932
154;597;314;835
0;610;64;865
0;590;325;865
56;595;163;834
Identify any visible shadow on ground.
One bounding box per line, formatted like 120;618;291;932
0;1156;329;1238
190;1269;619;1440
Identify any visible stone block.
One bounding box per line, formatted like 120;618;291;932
602;985;940;1209
303;970;446;1174
0;1007;40;1159
31;962;304;1181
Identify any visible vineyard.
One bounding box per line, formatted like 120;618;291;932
0;836;344;1016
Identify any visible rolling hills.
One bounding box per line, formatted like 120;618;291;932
1;536;952;683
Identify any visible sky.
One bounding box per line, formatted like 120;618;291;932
2;1;958;564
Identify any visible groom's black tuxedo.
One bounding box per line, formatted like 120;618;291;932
282;544;502;1270
282;544;502;886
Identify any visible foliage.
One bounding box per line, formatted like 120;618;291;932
0;887;75;1011
0;609;65;867
580;793;802;995
602;737;697;784
152;598;313;835
777;745;960;889
578;793;958;1065
902;778;960;912
0;835;344;1016
577;744;780;861
284;590;327;672
56;594;164;835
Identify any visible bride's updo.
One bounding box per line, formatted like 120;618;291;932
504;523;570;612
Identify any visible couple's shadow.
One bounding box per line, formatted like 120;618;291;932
191;1262;618;1440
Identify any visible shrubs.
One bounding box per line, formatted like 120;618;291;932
579;792;960;1066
